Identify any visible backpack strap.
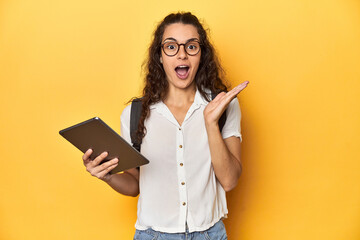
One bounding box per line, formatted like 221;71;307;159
211;92;227;133
130;98;142;152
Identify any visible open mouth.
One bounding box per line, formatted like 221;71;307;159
175;65;190;79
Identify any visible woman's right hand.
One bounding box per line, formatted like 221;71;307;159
82;149;119;182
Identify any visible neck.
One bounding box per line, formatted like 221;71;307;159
164;85;196;107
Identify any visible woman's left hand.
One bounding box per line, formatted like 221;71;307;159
204;81;249;127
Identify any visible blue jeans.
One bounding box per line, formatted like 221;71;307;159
133;220;227;240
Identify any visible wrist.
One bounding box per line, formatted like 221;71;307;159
205;120;220;131
102;173;113;183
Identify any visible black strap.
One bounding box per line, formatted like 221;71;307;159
130;98;142;152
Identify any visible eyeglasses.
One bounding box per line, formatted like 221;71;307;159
161;39;201;57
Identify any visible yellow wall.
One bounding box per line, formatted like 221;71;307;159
1;0;359;239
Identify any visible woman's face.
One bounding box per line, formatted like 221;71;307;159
160;23;201;91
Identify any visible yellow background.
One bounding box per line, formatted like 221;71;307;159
1;0;359;239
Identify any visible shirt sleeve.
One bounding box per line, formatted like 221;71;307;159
120;104;132;144
221;98;242;141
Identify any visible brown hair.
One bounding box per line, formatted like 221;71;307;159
134;12;228;142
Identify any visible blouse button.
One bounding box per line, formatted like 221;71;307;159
182;202;186;206
181;182;185;185
179;145;183;148
180;163;183;166
179;127;181;131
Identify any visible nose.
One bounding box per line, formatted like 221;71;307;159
177;45;188;59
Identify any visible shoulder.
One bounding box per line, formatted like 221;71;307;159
229;97;240;109
226;97;241;117
222;97;242;139
121;104;132;118
120;104;132;126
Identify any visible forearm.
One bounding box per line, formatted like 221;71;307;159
103;171;139;197
206;123;242;192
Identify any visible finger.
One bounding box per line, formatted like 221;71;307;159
100;163;118;177
214;81;249;103
93;157;119;173
90;151;108;167
212;92;226;102
234;81;249;92
225;81;249;101
83;149;93;161
231;81;249;94
94;161;119;180
82;149;93;165
213;82;248;112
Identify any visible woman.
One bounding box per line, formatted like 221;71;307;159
82;12;248;239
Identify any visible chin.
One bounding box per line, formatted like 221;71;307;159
174;79;196;90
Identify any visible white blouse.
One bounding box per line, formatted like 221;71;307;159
120;89;242;233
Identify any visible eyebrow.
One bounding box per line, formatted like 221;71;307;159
163;37;199;43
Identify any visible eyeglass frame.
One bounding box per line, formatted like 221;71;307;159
161;38;202;57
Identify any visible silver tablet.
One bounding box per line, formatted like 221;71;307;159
59;117;149;173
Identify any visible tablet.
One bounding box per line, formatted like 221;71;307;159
59;117;149;174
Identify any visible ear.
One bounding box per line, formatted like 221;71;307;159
160;57;163;64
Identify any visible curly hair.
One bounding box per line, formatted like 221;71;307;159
133;12;228;142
